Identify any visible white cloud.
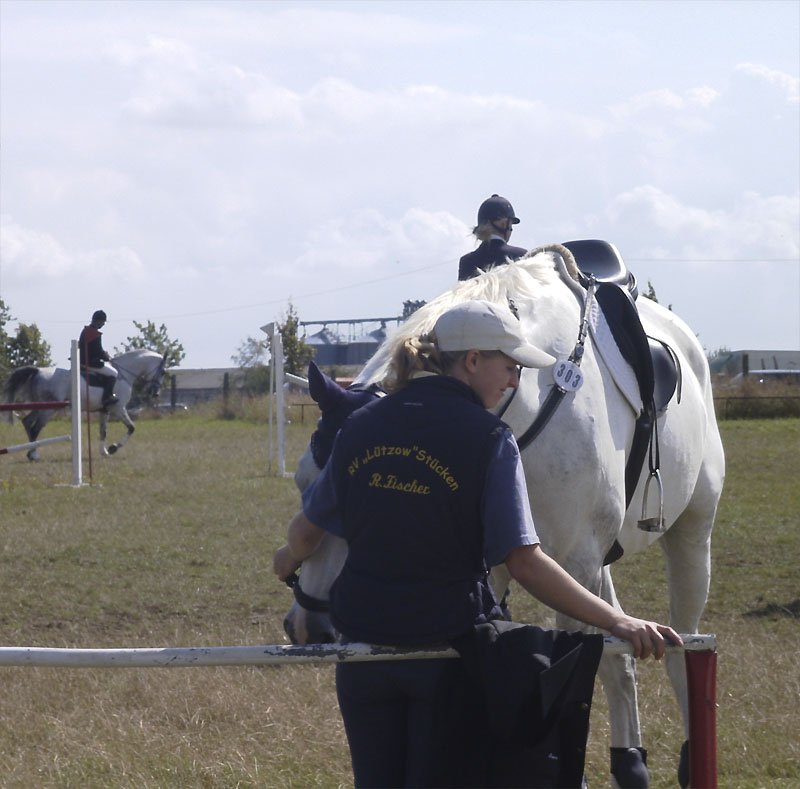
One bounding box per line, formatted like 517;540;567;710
1;215;145;281
606;186;800;260
735;62;800;103
608;86;721;119
295;208;469;273
114;36;303;128
108;36;563;138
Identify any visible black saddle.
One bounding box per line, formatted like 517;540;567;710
562;239;638;299
81;370;108;388
562;240;681;564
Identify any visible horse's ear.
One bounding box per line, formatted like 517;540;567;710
308;360;346;411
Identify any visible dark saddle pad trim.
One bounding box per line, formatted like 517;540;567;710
595;283;655;404
82;371;109;388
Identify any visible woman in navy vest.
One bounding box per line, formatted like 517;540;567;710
274;300;681;788
458;195;528;281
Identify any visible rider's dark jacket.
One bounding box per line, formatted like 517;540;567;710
458;238;528;281
324;375;506;644
78;325;108;369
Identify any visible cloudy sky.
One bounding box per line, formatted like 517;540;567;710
1;0;798;369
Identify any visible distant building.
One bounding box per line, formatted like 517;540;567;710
306;327;345;366
710;350;800;377
159;368;246;405
301;317;399;368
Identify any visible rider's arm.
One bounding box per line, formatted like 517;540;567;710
504;543;683;659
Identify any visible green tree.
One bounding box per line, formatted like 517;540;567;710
7;323;53;369
232;335;268;368
232;335;271;395
279;303;315;376
642;280;659;302
0;299;14;377
115;320;185;369
0;300;53;377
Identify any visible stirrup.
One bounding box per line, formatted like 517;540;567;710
638;469;666;532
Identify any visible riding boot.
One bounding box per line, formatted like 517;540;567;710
102;378;118;406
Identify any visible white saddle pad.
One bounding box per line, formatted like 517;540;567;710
588;298;643;415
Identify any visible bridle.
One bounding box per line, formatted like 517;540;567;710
497;277;597;451
114;354;168;399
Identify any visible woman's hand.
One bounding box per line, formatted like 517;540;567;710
609;616;683;659
273;544;301;583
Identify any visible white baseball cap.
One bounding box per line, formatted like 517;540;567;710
434;300;556;368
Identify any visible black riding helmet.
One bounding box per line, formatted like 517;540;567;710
477;194;520;226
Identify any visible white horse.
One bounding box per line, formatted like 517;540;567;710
4;349;168;459
286;245;724;788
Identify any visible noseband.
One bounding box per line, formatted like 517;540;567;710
285;571;331;614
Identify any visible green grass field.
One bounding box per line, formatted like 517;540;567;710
1;410;798;788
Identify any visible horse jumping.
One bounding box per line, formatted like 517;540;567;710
4;349;167;459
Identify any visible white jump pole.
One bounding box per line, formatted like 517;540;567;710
0;634;715;668
0;434;71;455
70;339;83;486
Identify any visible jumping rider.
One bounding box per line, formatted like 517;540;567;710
78;310;119;406
273;300;682;788
458;194;528;281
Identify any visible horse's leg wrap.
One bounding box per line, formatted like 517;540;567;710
610;746;649;788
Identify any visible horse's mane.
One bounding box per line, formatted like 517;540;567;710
357;247;574;387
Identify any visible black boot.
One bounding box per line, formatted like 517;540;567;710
102;379;118;406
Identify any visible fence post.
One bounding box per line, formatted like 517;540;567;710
70;340;82;486
685;649;718;788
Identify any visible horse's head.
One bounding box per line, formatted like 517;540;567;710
145;352;169;399
294;360;381;493
286;360;380;645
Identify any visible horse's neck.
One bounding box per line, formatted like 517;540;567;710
114;352;155;377
518;278;583;357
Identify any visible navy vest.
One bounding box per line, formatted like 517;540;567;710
327;375;506;645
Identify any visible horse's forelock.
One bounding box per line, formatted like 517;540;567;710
356;252;558;387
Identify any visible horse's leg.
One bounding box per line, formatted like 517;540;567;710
99;411;110;456
106;406;135;455
660;501;716;787
594;567;651;788
556;554;649;788
22;410;49;461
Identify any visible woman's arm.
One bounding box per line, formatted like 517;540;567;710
273;510;326;582
505;543;682;659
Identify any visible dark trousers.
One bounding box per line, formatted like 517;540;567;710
336;658;455;788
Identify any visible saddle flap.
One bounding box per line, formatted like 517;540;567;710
82;371;107;388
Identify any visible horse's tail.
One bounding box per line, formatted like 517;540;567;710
4;366;40;403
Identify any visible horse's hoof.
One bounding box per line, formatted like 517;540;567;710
107;445;118;455
610;747;649;788
677;739;689;788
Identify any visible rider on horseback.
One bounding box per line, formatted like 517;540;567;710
79;310;118;406
458;194;528;281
